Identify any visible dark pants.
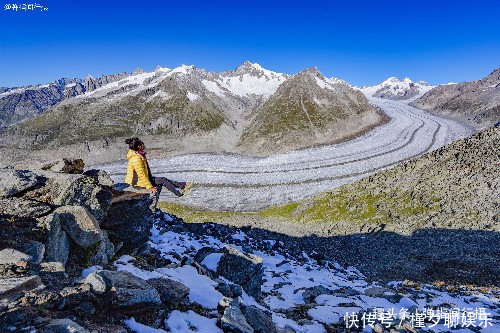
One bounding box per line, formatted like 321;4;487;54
152;176;186;197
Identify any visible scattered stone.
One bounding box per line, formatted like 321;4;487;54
0;169;39;198
221;299;254;333
216;246;264;299
146;278;189;307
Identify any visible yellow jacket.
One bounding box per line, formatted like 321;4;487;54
125;149;153;189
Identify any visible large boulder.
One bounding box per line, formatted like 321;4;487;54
38;158;85;174
83;270;161;313
100;186;155;253
55;206;104;248
0;169;40;198
216;246;264;300
23;170;112;221
0;197;52;218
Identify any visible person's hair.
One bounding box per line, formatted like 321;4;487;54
125;137;144;151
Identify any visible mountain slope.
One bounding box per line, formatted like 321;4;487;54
411;68;500;130
0;73;131;128
0;62;390;164
238;68;387;154
358;77;434;100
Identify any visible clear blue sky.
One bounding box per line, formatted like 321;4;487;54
0;0;499;87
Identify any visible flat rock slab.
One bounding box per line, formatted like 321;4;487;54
0;197;52;218
0;248;32;266
0;275;42;298
0;169;39;198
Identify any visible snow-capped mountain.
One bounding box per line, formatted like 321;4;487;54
0;62;385;162
357;77;434;100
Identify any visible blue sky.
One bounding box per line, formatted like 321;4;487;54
0;0;499;87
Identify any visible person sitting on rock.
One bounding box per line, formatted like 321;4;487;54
124;137;193;196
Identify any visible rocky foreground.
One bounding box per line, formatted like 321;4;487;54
1;159;499;332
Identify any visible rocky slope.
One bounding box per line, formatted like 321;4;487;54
0;62;383;165
411;68;500;130
358;77;434;100
1;159;498;332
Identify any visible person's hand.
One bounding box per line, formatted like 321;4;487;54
150;187;158;193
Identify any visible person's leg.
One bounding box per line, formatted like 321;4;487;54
152;177;185;197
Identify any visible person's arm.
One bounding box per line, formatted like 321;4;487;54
130;155;154;189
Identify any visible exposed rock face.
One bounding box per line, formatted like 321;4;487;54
241;305;277;333
216;246;264;300
411;68;500;130
100;186;156;253
36;318;90;333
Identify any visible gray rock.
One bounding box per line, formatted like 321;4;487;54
0;169;39;198
216;282;243;298
221;299;254;333
88;230;115;266
101;187;155;253
82;273;106;295
0;248;32;266
37;318;89;333
301;285;332;304
22;241;45;264
241;305;277;333
0;275;42;302
0;197;52;218
216;246;264;300
146;277;189;307
39;158;85;174
86;270;161;312
55;206;104;248
44;213;70;266
25;170;112;221
83;169;114;186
